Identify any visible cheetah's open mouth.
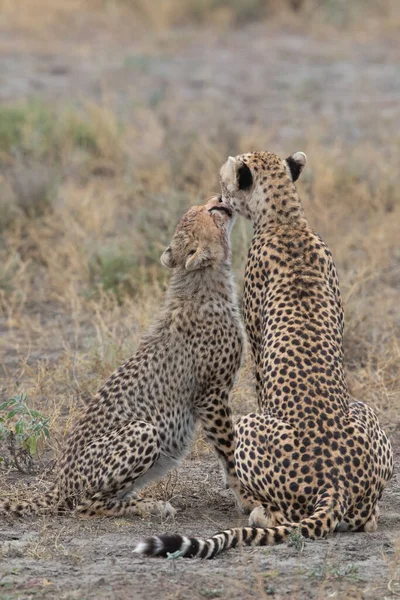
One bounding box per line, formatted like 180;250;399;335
209;205;233;218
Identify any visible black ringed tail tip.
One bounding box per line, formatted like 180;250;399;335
133;534;223;559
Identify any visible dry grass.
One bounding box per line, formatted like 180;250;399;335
0;95;399;471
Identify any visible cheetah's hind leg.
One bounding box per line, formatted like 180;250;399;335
73;420;176;518
249;505;285;528
336;504;380;533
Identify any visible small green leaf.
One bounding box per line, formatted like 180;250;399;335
29;410;41;419
7;407;24;419
24;436;37;455
0;400;15;411
14;422;24;435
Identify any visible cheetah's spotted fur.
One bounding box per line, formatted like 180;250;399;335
0;198;253;518
135;151;393;558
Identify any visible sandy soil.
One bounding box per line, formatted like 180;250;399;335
1;430;399;600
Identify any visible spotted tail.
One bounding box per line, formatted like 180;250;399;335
134;499;340;558
0;485;60;517
134;525;300;558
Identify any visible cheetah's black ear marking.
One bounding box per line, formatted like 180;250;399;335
286;152;307;182
237;163;253;190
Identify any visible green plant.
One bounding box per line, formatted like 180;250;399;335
87;247;138;301
0;102;57;157
87;240;168;303
199;588;224;599
0;106;27;153
0;254;21;296
66;115;99;154
308;562;360;580
0;101;120;164
287;528;306;552
0;393;50;473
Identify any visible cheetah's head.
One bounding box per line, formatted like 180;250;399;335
161;197;234;272
219;151;307;222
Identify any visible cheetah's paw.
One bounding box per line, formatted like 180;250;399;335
152;501;177;519
248;506;270;528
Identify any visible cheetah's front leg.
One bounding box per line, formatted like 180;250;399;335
196;391;258;513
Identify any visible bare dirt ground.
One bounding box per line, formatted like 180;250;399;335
1;431;399;600
1;8;399;600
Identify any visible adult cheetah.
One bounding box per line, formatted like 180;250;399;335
135;151;393;558
0;198;252;518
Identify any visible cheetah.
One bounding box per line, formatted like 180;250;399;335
134;151;393;558
0;197;252;518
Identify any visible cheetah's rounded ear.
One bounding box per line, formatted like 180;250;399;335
220;156;238;193
220;156;253;192
160;247;176;269
286;152;307;182
185;247;210;272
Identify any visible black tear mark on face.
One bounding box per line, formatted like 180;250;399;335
238;163;253;190
286;156;302;182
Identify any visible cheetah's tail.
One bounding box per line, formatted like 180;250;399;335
0;485;60;517
134;527;290;559
133;500;340;559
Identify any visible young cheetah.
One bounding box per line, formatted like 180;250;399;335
134;151;393;558
0;198;251;518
